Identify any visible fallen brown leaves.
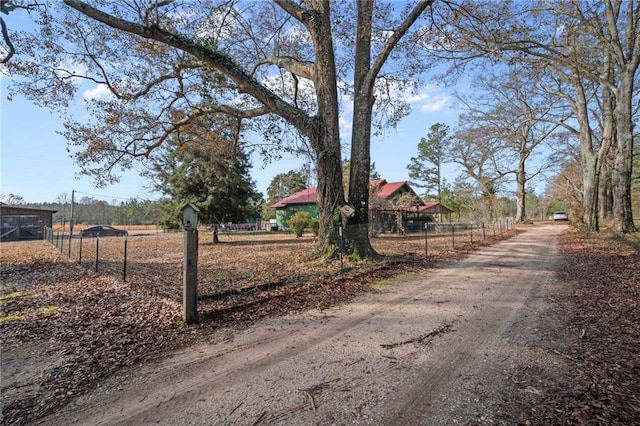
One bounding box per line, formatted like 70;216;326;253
1;242;186;425
498;228;640;425
0;229;518;425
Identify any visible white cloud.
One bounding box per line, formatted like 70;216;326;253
401;85;451;114
83;84;113;101
405;92;429;103
339;115;352;132
67;58;89;77
378;80;451;114
419;94;450;113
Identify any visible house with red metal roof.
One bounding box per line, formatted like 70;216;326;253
271;187;319;229
271;179;452;229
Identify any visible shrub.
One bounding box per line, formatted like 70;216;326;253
309;218;320;237
287;211;312;238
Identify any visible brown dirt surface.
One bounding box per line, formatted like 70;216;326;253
1;223;638;425
495;227;640;425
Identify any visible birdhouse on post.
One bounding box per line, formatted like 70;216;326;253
181;203;200;230
181;203;199;324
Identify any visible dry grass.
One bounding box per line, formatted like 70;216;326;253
45;225;505;302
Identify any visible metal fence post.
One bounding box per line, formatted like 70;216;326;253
424;223;428;258
339;225;344;280
123;234;128;283
95;234;99;272
451;224;455;249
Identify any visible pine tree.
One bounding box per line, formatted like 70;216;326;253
154;129;261;228
407;123;451;202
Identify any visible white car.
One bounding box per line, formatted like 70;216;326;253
552;211;569;221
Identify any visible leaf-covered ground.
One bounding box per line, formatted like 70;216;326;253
497;228;640;425
0;229;512;425
0;243;186;425
2;225;638;425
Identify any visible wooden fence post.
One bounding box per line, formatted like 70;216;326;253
183;228;198;324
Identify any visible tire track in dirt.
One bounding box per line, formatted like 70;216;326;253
39;270;454;425
377;224;562;425
39;224;564;425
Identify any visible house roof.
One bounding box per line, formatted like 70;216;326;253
371;180;410;200
272;179;425;209
406;201;454;214
0;202;58;213
271;187;318;208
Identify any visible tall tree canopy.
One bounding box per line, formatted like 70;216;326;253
449;121;511;221
6;0;437;256
407;122;451;202
154;135;261;229
427;0;639;232
454;68;568;223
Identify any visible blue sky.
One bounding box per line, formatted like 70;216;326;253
1;77;461;205
0;5;462;205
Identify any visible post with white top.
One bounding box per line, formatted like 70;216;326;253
181;203;200;324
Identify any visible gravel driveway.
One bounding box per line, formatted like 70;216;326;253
39;224;565;425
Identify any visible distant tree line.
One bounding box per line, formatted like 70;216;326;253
12;195;164;227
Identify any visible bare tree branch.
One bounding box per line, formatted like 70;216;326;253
369;0;435;88
265;55;315;80
0;16;15;63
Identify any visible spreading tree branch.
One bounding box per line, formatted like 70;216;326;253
62;0;315;136
0;16;15;63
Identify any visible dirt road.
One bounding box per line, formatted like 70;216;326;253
40;224;565;425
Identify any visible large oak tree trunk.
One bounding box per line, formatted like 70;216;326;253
572;79;601;231
514;153;527;223
306;1;346;256
346;0;376;258
612;75;638;233
598;158;613;222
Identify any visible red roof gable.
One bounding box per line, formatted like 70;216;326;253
406;201;453;214
271;187;318;208
271;180;427;208
424;201;439;209
375;181;409;200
